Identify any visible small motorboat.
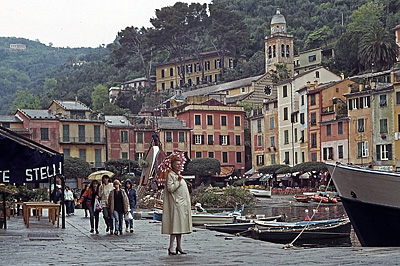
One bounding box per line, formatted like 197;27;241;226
247;188;272;198
293;194;311;203
205;222;255;234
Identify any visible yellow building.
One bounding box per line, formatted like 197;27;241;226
155;50;235;91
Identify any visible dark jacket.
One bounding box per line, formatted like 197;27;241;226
124;187;137;209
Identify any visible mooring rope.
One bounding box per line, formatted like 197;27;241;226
284;164;338;249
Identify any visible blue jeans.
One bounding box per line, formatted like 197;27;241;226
88;205;100;230
113;211;124;232
102;207;113;231
125;208;134;229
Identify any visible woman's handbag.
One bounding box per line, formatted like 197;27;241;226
124;211;133;221
94;198;102;211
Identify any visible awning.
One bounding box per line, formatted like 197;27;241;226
212;166;234;178
0;126;63;183
259;174;271;182
247;173;262;181
244;168;255;175
299;173;311;179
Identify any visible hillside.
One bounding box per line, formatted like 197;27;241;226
0;37;108;114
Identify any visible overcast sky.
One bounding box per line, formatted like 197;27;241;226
1;0;211;48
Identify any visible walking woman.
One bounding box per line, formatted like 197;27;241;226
162;156;192;255
107;180;129;235
124;179;137;233
78;180;101;234
99;175;114;234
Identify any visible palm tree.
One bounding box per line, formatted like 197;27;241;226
358;23;398;72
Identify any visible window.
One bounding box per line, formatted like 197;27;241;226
94;125;101;142
283;85;288;97
327;124;331;136
257;135;262;147
270;136;275;147
300;130;305;143
338;145;343;159
311;153;317;161
361;96;370;108
257;155;264;166
161;69;165;78
300;113;305;124
207;115;213;125
310;94;316;105
220;135;229;145
269;117;274;129
179;132;185;143
62;125;69;142
41;128;49;141
194;134;204;145
196;152;202;158
78;125;85;142
195;115;201;125
235;116;240;126
284;107;288;120
357;141;369;158
338;122;343;135
222;152;228;163
271;154;276;165
122;152;128;159
311;133;317;148
137;132;143;143
135;152;144;160
310;113;316;125
121;130;128;143
379;95;387;107
284;152;289;164
315;71;320;78
1;122;10;128
294;128;297;142
309;55;316;62
166;131;172;142
208;134;214;145
323;147;334;160
281;44;285;57
79;149;86;160
95;149;102;168
295;152;298;164
397;92;400;105
376;144;392;161
257;119;262;133
63;149;70;158
301;151;305;163
380;119;388;134
358;118;365;132
221;116;227;126
235;135;241;145
236;152;242;163
170;67;173;76
284;130;289;144
301;95;304;106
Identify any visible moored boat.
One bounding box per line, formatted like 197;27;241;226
205;222;255;234
247;188;272;198
241;218;351;245
327;163;400;247
192;213;235;226
294;194;311;203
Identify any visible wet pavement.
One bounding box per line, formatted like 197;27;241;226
1;206;400;265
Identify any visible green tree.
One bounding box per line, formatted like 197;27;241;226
40;78;58;107
186;158;221;184
63;157;91;180
10;88;41;112
91;84;109;111
358;22;398;71
105;159;138;180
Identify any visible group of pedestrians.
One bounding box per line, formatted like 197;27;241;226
78;175;137;235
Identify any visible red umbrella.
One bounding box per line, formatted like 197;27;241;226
155;151;189;187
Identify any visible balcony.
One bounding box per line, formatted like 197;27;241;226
60;137;106;144
322;105;334;114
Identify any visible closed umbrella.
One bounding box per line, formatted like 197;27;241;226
88;170;115;181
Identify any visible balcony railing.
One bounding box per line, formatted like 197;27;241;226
60;137;106;144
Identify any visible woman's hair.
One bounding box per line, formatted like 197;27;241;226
102;175;110;182
171;157;182;165
113;179;121;186
90;180;99;188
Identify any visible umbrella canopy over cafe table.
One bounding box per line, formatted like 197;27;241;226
88;170;115;181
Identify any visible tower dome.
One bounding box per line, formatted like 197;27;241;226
271;9;286;25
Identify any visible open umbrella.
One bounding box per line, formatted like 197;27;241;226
155;151;190;187
88;170;115;181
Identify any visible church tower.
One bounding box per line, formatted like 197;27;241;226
265;9;294;76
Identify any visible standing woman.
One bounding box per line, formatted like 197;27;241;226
162;157;192;255
78;180;101;234
124;179;137;233
108;180;129;235
64;186;74;216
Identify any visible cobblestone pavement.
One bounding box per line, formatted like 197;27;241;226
1;209;400;265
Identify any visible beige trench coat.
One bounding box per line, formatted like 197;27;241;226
162;170;192;235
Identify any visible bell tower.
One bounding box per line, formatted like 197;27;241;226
265;9;294;76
